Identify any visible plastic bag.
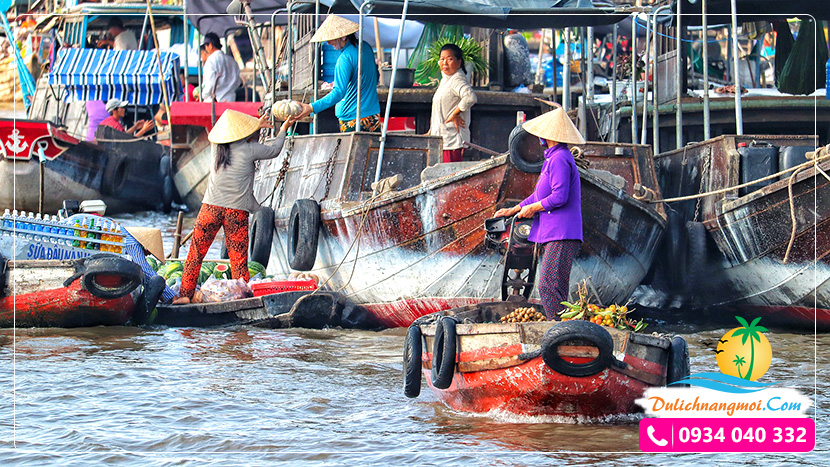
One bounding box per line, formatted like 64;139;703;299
199;277;253;303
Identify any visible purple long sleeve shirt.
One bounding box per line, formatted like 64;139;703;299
519;143;583;243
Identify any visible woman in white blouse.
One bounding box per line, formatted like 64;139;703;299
429;44;477;163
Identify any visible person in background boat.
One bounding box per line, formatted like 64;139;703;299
122;227;176;304
294;15;382;133
96;17;137;51
428;43;477;163
98;98;155;138
171;110;294;305
197;33;242;103
493;108;585;320
153;72;198;129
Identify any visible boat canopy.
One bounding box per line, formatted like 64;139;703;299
49;48;180;105
328;0;626;28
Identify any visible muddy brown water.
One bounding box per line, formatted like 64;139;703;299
1;212;827;465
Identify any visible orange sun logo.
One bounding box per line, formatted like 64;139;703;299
715;316;772;381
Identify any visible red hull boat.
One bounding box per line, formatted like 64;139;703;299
0;255;144;328
405;301;689;418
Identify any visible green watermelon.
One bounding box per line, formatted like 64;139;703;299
202;262;217;274
213;263;230;279
147;256;159;272
247;261;266;279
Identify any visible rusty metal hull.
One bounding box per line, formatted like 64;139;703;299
643;135;830;331
253;132;665;328
415;302;671;417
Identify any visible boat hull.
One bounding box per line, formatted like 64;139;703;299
414;302;673;418
642;135;830;331
254;133;665;328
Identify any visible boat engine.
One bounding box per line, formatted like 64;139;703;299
484;216;539;300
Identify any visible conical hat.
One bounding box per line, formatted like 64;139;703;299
310;15;359;43
208;109;260;144
522;107;586;145
124;226;165;263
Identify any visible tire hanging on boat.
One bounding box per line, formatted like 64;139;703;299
79;255;144;299
508;124;545;173
249;206;275;268
288;199;320;271
684;221;708;293
431;317;457;390
403;325;423;398
0;252;7;298
666;336;691;386
159;155;174;214
102;155;129;197
540;320;615;377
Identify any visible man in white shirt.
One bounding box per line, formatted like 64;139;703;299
97;17;137;51
199;33;241;102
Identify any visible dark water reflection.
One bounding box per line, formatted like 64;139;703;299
0;211;827;465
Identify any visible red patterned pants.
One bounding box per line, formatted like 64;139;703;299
179;203;250;298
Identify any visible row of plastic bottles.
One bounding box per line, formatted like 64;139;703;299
0;209;125;253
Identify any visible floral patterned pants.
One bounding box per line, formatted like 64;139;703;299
179;203;250;298
339;113;381;132
538;240;582;319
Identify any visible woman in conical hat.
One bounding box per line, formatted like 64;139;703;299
172;110;294;304
122;226;177;307
494;107;585;319
294;15;382;133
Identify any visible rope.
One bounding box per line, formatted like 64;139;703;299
782;165;808;264
647;151;830;204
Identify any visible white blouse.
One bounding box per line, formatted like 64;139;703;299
429;69;477;151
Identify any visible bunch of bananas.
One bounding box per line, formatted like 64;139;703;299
500;307;547;323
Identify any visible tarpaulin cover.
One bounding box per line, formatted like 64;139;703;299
778;19;828;95
49;48;180;105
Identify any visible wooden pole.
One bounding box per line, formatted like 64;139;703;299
171;211;184;258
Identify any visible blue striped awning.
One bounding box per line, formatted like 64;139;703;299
49;48;180;105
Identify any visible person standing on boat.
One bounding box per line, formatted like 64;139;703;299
493;108;585;320
428;43;477;163
172;110;293;305
198;33;242;103
96;17;137;51
98;98;155;138
294;15;382;132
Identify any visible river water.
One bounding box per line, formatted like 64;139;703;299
1;211;828;465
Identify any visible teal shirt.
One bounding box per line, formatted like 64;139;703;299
311;41;380;121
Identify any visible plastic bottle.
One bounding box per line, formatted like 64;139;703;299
73;218;82;248
2;209;10;229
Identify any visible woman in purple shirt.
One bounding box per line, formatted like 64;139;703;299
494;108;585;319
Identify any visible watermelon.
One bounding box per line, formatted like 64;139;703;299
202;262;217;274
213;263;230;279
147;256;159;272
247;261;266;279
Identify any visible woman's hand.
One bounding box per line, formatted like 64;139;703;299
445;113;466;132
258;114;274;129
280;117;294;133
296;102;314;121
494;205;521;218
517;202;545;219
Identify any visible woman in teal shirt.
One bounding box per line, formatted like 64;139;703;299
295;15;381;132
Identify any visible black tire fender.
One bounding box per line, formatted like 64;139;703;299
663;209;688;291
0;252;7;298
288;199;320;271
430;317;457;390
541;320;615;377
102;155;129;197
684;221;708;293
80;255;144;299
159;156;174;214
249;206;275;268
508;124;545;173
667;336;691;386
403;325;423;398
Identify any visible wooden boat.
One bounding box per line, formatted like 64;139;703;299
0;254;143;328
251;131;665;329
0;118;171;214
152;290;340;328
638;134;830;331
404;300;689;418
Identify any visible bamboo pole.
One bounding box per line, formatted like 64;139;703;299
171;211;184;258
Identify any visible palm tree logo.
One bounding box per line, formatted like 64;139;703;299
732;355;746;379
715;316;773;381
